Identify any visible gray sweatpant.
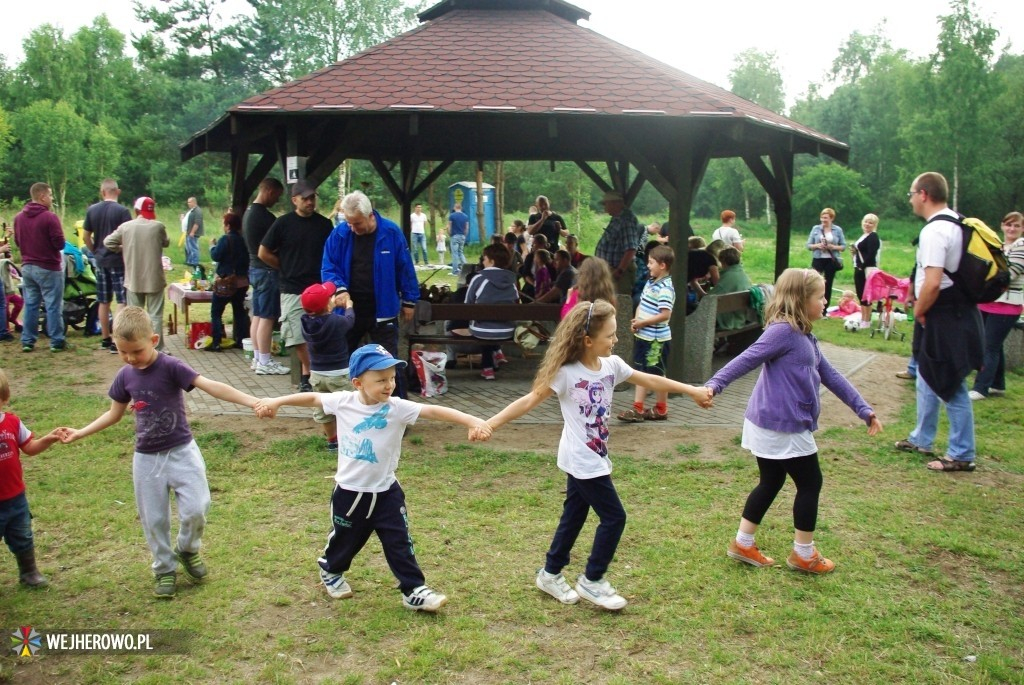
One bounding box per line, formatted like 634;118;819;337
133;440;211;575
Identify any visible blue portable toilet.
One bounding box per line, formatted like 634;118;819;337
447;182;496;244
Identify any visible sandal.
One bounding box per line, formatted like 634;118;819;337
927;457;976;472
642;408;668;421
617;409;645;423
894;439;935;457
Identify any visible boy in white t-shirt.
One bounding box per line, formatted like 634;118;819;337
256;344;491;612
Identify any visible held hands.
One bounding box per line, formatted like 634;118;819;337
55;427;80;444
867;415;883;436
469;420;493;442
694;386;715;409
334;291;351;309
253;398;278;419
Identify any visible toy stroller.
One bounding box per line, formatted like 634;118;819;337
862;268;911;341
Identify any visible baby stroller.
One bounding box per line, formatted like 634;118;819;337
60;243;100;333
862;268;911;341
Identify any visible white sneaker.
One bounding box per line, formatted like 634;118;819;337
319;568;353;599
536;569;580;604
968;390;986;401
402;585;448;612
250;357;259;371
575;575;627;611
859;321;871;329
256;360;291;375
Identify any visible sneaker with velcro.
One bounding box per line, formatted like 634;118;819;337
402;584;447;612
575;574;627;610
536;569;580;604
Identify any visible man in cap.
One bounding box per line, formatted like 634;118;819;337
321;190;418;399
83;178;133;352
259;180;334;392
13;182;66;352
103;197;170;350
594;190;644;294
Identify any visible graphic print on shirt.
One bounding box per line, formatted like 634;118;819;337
131;391;178;443
341;405;391;463
569;376;614;457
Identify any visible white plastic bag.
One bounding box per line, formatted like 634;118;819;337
411;349;448;397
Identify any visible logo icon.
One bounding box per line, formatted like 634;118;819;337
11;627;42;657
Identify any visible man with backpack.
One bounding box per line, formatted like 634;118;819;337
894;172;983;472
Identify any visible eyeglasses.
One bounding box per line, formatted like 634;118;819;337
906;189;923;198
584;301;596;335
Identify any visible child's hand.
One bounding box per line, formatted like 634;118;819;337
254;399;277;419
469;421;492;442
630;317;641;332
867;415;883;436
55;427;79;444
695;386;715;409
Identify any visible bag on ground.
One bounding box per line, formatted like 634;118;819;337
411;349;448;397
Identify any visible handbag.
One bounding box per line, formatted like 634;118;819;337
830;251;844;271
212;234;249;296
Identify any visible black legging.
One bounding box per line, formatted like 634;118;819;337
811;258;839;311
742;453;823;532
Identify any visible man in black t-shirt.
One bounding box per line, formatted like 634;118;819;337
526;195;567;251
258;180;333;391
82;178;132;351
242;177;285;375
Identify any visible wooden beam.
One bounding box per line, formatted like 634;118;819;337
741;154;780;197
230;145;249;214
410;160;455;199
663;140;694;381
573;160;613;193
603;129;676;200
769;148;795;279
239;152;278;208
625;173;646;206
370;158;404;205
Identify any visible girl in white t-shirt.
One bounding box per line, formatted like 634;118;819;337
482;299;712;610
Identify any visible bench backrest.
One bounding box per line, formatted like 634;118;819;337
712;291;752;314
417;301;562;324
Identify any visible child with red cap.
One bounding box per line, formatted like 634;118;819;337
300;282;355;450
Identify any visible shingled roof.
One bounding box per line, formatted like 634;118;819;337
186;0;845;162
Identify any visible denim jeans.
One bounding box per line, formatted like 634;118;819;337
908;374;975;462
450;234;466;274
0;492;35;554
973;311;1018;395
185;234;200;266
410;233;429;264
20;263;65;348
907;354;918;378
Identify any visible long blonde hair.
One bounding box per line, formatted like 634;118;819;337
533;299;616;392
764;268;824;334
574;258;616;304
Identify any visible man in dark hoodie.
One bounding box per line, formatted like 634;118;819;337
450;243;520;380
299;281;355;451
13;183;66;352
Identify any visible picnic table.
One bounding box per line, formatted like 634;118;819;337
167;282;211;335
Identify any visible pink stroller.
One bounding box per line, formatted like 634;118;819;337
862;269;911;341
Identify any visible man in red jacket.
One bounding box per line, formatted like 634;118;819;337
13;183;66;352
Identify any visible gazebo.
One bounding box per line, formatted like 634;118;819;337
182;0;848;379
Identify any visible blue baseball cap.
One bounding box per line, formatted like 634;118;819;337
349;344;407;379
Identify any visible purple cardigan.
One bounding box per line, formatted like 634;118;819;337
706;322;874;433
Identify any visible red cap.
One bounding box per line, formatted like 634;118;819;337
134;197;156;219
300;281;337;313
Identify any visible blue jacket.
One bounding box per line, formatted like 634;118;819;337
321;211;419;320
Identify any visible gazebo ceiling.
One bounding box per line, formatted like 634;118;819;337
181;0;847;165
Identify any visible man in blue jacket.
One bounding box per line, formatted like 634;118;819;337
321;191;419;398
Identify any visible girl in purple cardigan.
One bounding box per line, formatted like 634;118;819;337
705;268;882;574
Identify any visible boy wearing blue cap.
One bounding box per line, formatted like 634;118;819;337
256;344;491;612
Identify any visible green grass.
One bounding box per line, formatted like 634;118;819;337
2;328;1023;683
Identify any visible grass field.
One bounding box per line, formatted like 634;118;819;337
2;213;1022;684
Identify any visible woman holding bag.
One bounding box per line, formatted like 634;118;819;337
208;211;250;351
806;207;846;315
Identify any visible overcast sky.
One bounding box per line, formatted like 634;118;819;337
3;0;1021;108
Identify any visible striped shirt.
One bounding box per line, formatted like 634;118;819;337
635;276;675;342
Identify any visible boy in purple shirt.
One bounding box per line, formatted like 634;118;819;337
59;307;261;598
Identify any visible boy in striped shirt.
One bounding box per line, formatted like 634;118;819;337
618;245;676;422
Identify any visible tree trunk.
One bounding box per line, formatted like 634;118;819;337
475;167;486;243
495;161;504;232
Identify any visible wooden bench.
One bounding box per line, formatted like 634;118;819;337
409;301;563;362
682;290;763;382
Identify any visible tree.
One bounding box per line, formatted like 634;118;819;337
729;49;785;115
792;163;873;228
12;100;120;216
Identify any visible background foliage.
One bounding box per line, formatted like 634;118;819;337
0;0;1021;234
